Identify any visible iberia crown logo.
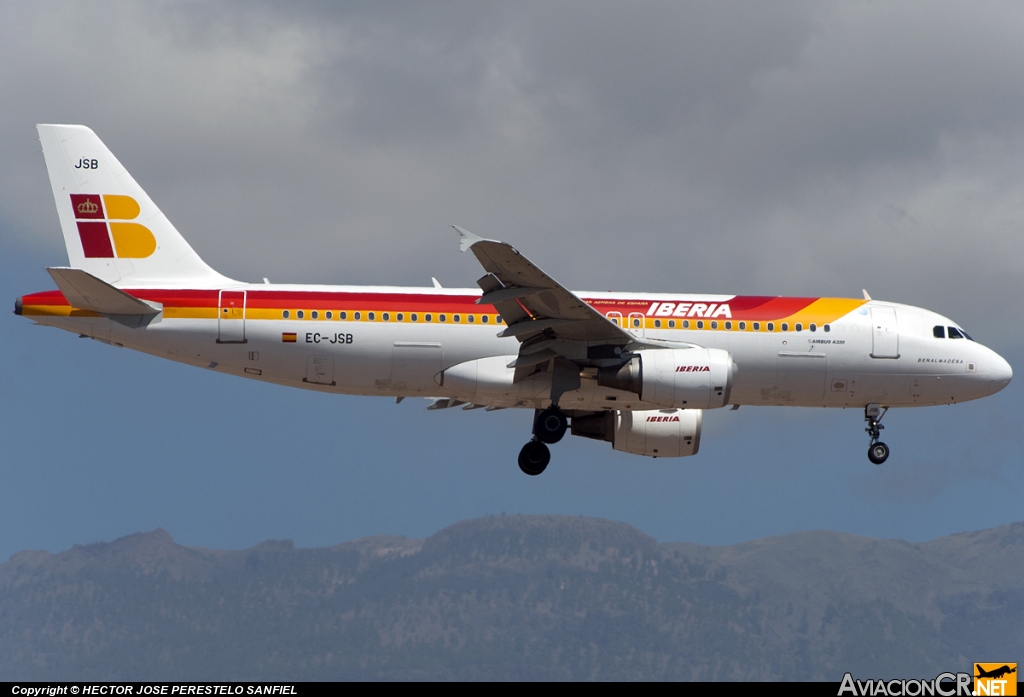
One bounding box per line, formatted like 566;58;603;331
70;194;156;259
76;198;99;215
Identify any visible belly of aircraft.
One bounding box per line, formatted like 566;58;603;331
33;313;976;410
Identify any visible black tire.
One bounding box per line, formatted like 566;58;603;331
868;442;890;465
518;440;550;476
534;407;568;444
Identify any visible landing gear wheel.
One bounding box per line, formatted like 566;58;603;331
863;404;890;466
868;442;890;465
534;407;568;444
518;440;550;476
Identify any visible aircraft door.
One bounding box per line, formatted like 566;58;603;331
218;290;246;343
628;312;646;338
870;307;899;359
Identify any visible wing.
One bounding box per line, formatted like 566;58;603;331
456;226;632;344
455;226;689;393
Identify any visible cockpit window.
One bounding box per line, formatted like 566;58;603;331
933;325;945;339
961;329;973;341
947;327;964;339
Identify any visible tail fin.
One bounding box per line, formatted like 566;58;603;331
36;124;231;287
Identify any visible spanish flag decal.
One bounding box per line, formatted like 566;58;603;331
282;332;297;343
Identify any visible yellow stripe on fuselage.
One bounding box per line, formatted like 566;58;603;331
776;298;866;326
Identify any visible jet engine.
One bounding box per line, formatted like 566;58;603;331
597;347;734;409
437;355;549;406
571;409;701;458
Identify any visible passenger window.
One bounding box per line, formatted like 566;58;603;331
683;320;690;328
368;312;376;321
297;310;304;319
933;325;945;338
411;313;418;322
425;314;432;322
654;319;662;328
795;323;802;332
354;311;361;320
739;321;746;330
753;322;760;331
824;325;830;332
454;314;460;323
382;312;390;321
326;311;333;320
482;315;489;324
496;315;502;323
669;320;676;328
397;313;404;321
725;321;732;330
440;314;447;322
311;311;318;319
782;323;789;332
632;318;641;328
767;322;774;332
340;311;347;320
809;323;816;332
948;327;964;339
282;310;290;319
710;321;718;329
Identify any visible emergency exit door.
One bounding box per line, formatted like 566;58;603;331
627;312;646;337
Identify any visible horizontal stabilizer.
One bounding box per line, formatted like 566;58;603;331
47;267;161;316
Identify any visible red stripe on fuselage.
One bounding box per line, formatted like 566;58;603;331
726;296;818;320
19;287;828;321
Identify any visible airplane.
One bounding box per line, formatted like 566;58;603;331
15;125;1013;475
975;665;1016;680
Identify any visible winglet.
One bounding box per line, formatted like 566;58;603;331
453;225;485;252
862;289;872;301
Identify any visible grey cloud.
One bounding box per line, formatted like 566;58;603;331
2;1;1023;345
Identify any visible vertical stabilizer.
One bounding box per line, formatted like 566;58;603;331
36;124;232;287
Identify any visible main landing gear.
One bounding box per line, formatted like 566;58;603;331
864;403;890;465
518;407;568;476
518;440;550;476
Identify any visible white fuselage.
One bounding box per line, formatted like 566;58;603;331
23;284;1012;413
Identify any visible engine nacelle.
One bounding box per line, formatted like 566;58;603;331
597;348;734;409
438;355;550;405
571;409;702;458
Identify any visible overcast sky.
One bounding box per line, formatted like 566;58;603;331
2;2;1022;559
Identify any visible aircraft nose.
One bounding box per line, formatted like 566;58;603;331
987;350;1012;394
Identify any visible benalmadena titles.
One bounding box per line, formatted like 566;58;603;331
16;125;1012;476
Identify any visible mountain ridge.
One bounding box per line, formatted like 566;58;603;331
2;515;1021;680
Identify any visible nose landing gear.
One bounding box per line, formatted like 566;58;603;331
864;404;890;465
